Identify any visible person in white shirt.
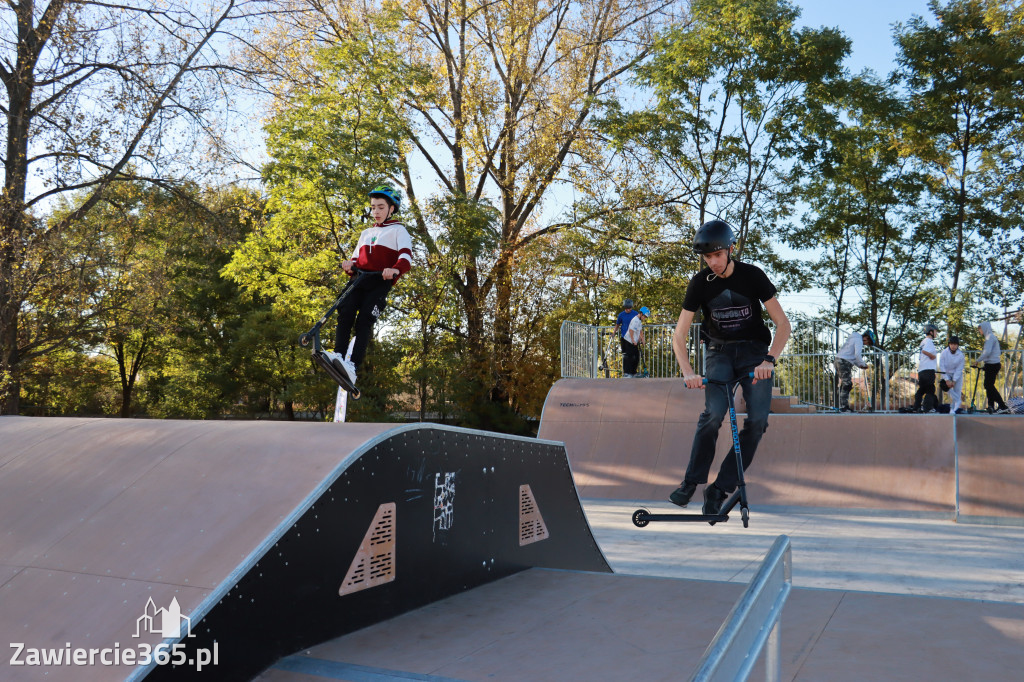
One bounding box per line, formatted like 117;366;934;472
938;335;965;414
913;323;939;412
622;307;649;377
835;329;876;412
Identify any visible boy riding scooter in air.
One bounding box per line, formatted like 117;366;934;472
320;185;413;389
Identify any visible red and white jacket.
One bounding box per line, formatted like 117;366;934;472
351;219;413;279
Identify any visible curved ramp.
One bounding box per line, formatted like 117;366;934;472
538;378;1024;517
0;417;609;681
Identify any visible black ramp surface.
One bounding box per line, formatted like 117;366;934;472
142;424;610;681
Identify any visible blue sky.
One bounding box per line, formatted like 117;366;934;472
794;0;936;76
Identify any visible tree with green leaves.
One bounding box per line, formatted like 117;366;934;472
786;75;944;352
237;0;673;428
145;186;333;421
894;0;1024;317
0;0;270;414
605;0;849;263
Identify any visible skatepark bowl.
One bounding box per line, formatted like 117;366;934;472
2;379;1023;681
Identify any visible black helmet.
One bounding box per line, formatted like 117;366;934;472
692;220;736;254
624;299;634;309
924;323;938;335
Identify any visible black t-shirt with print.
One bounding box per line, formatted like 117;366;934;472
682;260;777;345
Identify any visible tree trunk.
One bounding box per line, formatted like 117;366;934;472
0;317;20;415
419;318;429;421
116;339;148;419
490;249;514;405
115;342;133;418
0;1;49;416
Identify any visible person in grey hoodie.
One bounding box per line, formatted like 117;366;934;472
976;322;1010;414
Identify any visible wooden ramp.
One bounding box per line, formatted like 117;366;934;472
0;417;609;681
538;378;1024;521
4;407;1022;680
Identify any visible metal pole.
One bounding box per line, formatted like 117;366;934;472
883;353;890;412
766;621;781;682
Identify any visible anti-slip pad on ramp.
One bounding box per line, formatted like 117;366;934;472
0;417;609;681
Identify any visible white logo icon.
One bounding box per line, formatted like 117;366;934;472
134;597;194;638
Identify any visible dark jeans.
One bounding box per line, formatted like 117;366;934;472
836;358;854;409
983;363;1006;410
334;274;394;369
914;369;936;411
621;337;639;375
683;341;772;493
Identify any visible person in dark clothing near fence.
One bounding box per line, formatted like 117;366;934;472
615;300;640;377
977;321;1010;414
667;220;791;516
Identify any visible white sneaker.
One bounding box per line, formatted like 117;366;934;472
323;352;357;384
340;359;357;385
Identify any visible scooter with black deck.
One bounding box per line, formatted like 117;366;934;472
631;372;762;529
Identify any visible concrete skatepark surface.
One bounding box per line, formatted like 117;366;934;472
255;502;1024;681
3;394;1024;680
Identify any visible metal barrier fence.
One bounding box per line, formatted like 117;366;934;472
690;534;792;682
819;348;1024;413
560;321;705;380
561;320;1024;413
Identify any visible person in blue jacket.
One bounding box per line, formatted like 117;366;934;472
614;300;640;377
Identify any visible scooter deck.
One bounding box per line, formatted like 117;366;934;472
632;510;730;525
311;351;361;399
632;488;749;528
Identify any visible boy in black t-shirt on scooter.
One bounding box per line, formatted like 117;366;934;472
667;220;792;515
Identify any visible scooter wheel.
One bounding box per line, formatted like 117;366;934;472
298;333;312;348
631;509;650;528
741;507;749;528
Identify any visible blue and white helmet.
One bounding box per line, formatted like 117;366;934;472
368;184;402;212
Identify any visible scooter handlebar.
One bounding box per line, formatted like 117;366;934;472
702;371;762;385
347;266;388;280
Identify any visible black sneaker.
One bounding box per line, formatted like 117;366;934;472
703;484;728;516
669;482;698;508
